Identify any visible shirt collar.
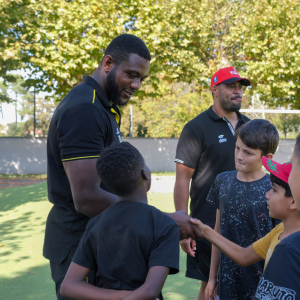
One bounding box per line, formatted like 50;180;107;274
82;75;121;126
82;75;111;108
208;105;246;123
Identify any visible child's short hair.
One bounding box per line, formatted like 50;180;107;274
295;134;300;167
96;142;145;196
235;119;279;156
270;173;292;198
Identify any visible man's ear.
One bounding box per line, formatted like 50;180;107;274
141;169;150;180
211;85;218;99
265;153;274;160
102;55;115;73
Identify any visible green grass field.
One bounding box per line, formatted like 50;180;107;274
0;182;200;300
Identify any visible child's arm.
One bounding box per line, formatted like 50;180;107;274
206;209;221;300
60;262;132;300
190;218;262;267
122;266;170;300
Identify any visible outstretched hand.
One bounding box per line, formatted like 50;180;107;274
190;217;207;234
168;211;203;240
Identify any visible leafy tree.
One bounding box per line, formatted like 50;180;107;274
0;123;7;136
6;122;23;136
120;104;147;138
19;96;56;137
1;0;300;107
142;83;212;138
271;113;300;139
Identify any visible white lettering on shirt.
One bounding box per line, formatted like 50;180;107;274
255;277;296;300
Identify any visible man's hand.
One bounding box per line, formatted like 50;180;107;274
180;238;196;257
167;211;203;240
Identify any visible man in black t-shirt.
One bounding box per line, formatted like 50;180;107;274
61;142;179;300
44;34;198;300
174;67;250;299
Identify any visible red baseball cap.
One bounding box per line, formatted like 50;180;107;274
210;67;251;89
262;157;292;184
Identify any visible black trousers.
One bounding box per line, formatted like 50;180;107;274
50;251;76;300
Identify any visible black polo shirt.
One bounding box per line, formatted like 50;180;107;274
44;75;122;263
175;106;249;228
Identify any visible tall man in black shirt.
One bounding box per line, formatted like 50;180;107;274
44;34;199;300
174;67;251;300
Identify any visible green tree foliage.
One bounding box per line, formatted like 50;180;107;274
19;96;56;137
271;113;300;139
0;81;12;103
142;83;212;137
6;122;23;136
1;0;300;107
120;104;147;138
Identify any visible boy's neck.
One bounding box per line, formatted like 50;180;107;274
236;168;266;182
118;189;148;204
280;213;300;240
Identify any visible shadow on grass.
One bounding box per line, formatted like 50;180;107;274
0;264;55;300
162;250;201;299
0;210;47;255
0;182;47;212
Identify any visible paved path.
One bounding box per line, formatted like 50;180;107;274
149;176;175;193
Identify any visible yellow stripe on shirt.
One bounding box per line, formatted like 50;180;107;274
62;155;100;162
92;89;96;104
110;108;120;125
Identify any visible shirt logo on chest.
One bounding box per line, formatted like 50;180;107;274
218;135;227;143
116;128;122;143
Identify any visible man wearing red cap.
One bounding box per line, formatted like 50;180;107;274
174;67;251;299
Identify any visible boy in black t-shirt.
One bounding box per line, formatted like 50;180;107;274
60;142;179;300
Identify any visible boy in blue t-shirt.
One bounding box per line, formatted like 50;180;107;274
60;142;179;300
205;119;280;300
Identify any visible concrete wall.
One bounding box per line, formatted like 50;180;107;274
0;137;295;174
0;138;47;174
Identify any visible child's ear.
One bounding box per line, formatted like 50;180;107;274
265;153;274;160
290;197;297;210
141;169;150;180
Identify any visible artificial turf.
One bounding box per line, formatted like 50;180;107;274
0;182;200;300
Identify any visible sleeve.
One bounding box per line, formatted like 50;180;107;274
175;122;203;169
57;103;107;161
206;176;221;209
252;228;274;259
72;218;97;270
148;217;180;275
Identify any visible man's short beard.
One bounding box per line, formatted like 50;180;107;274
106;68;128;107
220;99;241;113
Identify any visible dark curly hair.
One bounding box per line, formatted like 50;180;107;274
235;119;279;156
96;142;145;196
270;173;292;198
104;34;151;65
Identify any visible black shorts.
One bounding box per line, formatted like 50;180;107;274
186;238;212;282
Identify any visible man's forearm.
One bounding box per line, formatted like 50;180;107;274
74;188;118;218
174;179;190;212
